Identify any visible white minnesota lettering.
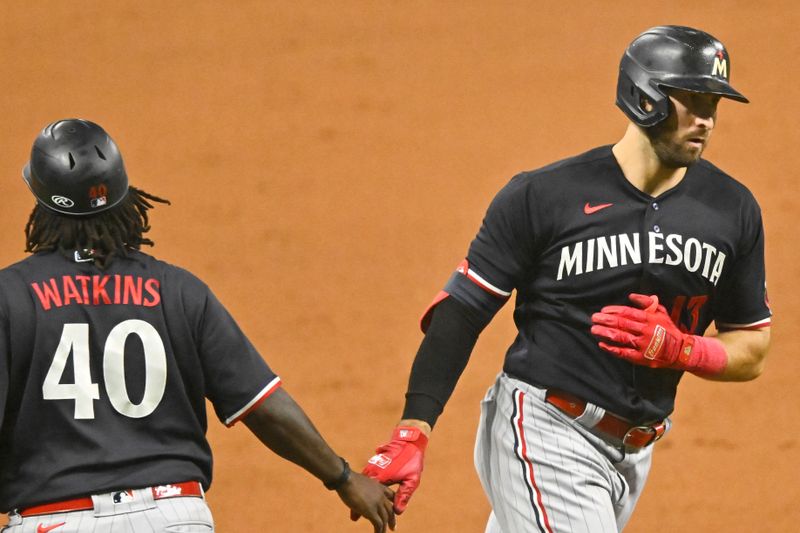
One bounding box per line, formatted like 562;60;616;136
557;242;583;280
619;233;640;265
596;235;618;270
556;232;726;285
649;232;665;264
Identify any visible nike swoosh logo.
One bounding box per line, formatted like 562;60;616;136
584;202;613;214
37;523;66;533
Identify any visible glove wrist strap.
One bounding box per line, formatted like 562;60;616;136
684;336;728;376
392;426;429;451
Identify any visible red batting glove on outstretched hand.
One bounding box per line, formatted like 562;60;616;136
353;426;428;518
590;293;728;376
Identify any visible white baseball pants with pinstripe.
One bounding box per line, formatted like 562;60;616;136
3;488;214;533
475;373;654;533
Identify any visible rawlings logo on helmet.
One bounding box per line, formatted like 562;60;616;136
51;195;75;208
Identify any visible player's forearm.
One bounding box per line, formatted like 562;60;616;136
401;297;486;428
700;327;770;381
243;387;346;485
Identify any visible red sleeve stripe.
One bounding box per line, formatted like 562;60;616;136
225;376;282;427
465;268;512;298
716;317;772;330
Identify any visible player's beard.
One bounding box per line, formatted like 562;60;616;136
645;121;709;169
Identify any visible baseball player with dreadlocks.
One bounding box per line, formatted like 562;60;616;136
355;26;772;532
0;119;396;533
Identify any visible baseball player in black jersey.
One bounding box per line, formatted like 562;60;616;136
355;25;772;532
0;119;396;533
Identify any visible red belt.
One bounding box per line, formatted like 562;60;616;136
545;390;667;448
19;481;203;517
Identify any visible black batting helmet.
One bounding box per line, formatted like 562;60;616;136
22;119;129;215
616;25;748;127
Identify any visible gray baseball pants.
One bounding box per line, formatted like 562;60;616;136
475;373;656;533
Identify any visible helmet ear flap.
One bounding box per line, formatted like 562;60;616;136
615;67;670;127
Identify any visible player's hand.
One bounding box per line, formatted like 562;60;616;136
353;426;429;517
591;293;728;376
336;472;396;533
590;293;694;369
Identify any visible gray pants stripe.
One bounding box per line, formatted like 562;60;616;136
476;373;655;533
510;388;553;533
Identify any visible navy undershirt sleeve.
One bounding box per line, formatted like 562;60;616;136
402;297;492;427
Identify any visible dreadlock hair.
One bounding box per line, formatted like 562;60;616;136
24;186;170;269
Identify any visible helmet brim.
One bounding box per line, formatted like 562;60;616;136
658;77;749;103
21;162;38;197
22;162;32;185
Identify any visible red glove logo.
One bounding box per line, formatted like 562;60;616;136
367;453;392;469
361;426;428;514
644;324;667;360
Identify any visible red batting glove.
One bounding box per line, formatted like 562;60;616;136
590;293;727;376
353;426;428;518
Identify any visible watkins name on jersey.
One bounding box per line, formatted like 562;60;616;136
557;231;726;284
30;274;161;310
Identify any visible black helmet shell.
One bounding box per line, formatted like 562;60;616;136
22;119;129;215
616;25;748;127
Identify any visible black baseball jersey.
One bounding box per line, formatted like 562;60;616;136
0;250;280;512
425;145;770;423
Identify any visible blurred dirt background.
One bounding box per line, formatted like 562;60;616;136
1;2;797;531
